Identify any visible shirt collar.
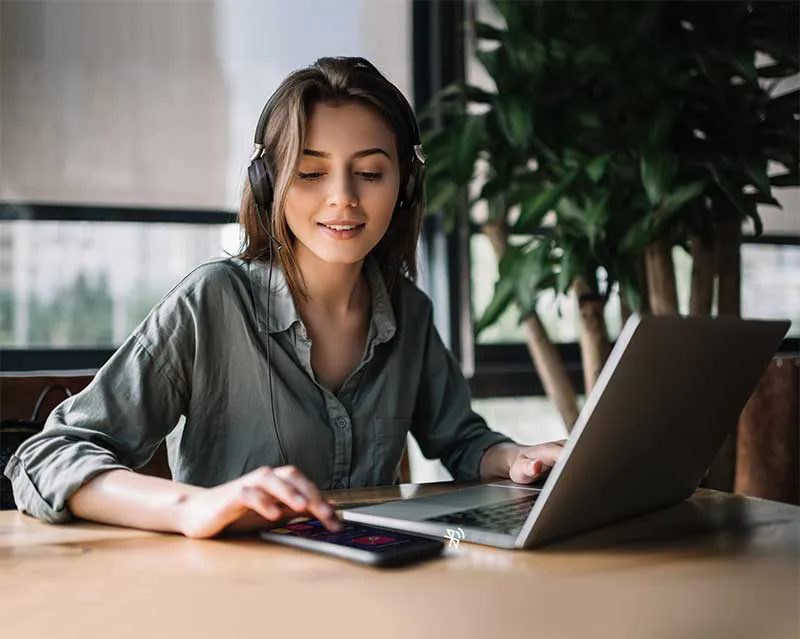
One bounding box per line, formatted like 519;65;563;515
245;257;396;342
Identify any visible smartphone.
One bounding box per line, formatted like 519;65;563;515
259;518;445;567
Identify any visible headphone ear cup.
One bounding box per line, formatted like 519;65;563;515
402;159;424;209
248;157;274;213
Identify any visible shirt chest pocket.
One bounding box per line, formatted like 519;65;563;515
373;418;411;486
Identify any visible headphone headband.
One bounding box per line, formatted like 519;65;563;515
253;58;423;150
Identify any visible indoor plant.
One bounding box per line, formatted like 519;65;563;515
422;0;799;430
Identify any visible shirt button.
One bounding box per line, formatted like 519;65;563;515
335;417;348;429
332;481;345;490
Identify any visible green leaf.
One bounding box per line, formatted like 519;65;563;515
578;112;602;129
477;178;503;202
745;192;781;208
557;245;584;294
640;153;677;207
659;181;705;218
513;242;552;316
426;181;459;214
554;196;584;232
513;170;578;232
463;85;497;104
563;148;585;170
474;21;506;42
617;271;644;314
745;163;772;197
451;116;486;183
431;83;497;107
583;195;609;249
750;212;764;237
494;0;529;30
495;99;533;152
497;244;524;279
757;61;800;79
475;48;500;80
705;164;763;235
620;214;655;253
770;170;800;187
586;154;610;183
476;274;516;335
733;52;758;83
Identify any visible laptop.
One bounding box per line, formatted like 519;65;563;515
343;314;790;549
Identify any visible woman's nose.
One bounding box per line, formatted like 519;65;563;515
326;172;358;209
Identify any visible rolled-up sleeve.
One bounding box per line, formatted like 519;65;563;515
410;305;515;481
4;298;193;523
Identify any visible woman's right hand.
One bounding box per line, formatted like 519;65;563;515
176;465;343;539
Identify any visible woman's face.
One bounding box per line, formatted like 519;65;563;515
283;101;401;268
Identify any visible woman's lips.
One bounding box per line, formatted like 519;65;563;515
317;222;366;240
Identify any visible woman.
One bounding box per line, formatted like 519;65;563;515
5;57;564;538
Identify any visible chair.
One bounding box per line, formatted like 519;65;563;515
735;355;800;505
0;372;171;510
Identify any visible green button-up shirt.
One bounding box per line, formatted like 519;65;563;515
5;258;514;523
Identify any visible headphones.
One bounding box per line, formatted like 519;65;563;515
247;57;426;230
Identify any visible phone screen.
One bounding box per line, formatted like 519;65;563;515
260;519;444;566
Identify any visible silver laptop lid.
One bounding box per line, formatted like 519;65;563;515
516;314;789;548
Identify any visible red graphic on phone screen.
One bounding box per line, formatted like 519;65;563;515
352;535;396;546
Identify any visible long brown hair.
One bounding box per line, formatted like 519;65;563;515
237;57;424;298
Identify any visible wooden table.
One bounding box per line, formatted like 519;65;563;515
2;482;798;639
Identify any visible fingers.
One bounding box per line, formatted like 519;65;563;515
237;485;286;522
241;466;342;532
511;441;567;484
255;466;310;512
524;441;566;466
510;458;541;484
273;466;342;532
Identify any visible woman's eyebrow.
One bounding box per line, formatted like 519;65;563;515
302;147;392;160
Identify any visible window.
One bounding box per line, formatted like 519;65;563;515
1;220;240;348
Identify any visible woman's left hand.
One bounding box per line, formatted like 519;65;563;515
480;440;566;483
508;441;566;484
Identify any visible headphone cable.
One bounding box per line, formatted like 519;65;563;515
255;197;289;467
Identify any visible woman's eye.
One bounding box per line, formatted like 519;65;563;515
298;171;324;181
357;171;383;181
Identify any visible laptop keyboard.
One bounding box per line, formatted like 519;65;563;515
426;493;539;535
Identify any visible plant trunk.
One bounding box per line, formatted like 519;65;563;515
716;217;742;317
522;313;580;430
690;232;715;317
482;220;579;430
704;217;743;492
644;238;679;315
482;220;507;256
573;277;611;395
